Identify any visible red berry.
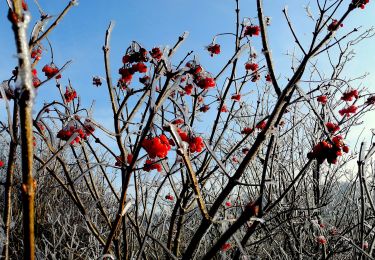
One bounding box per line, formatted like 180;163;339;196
221;243;231;252
241;127;253;135
265;74;271;82
177;129;205;153
220;104;229;112
317;95;328;104
339;105;357;117
119;68;134;85
189;136;204;153
199;105;210;113
256;121;267;130
244;25;260;37
142;135;171;159
341;89;359;102
172;118;184;125
165;194;174;201
64;87;77;103
42;64;60;79
184;84;194;95
196;77;215;89
92;76;102;87
132;62;148;73
206;43;221;56
150;47;163;60
325;122;340;133
245;62;259;71
316;235;327;245
231;94;241;102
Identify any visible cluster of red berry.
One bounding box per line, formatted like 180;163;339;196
311;88;375;163
318;89;360;117
177;129;205;153
341;89;359;101
241;127;253;135
221;242;231;252
245;62;259;71
307;135;349;164
31;46;42;61
92;76;102;87
32;69;41;88
220;104;229;112
256;120;267;130
57;127;86;145
245;62;262;82
317;95;328;104
171;118;184;125
325;122;340;133
132;62;148;73
265;74;271;82
339;105;357;117
42;64;61;79
149;47;163;61
118;62;148;88
185;61;216;90
197;77;216;89
244;25;260;37
57;120;95;145
316;235;327;245
206;43;221;56
119;47;150;88
142;135;171;159
339;89;359;117
64;87;77;103
165;194;174;201
231;94;241;102
184;84;194;95
122;48;148;64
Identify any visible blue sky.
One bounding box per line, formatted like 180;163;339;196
0;0;375;150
